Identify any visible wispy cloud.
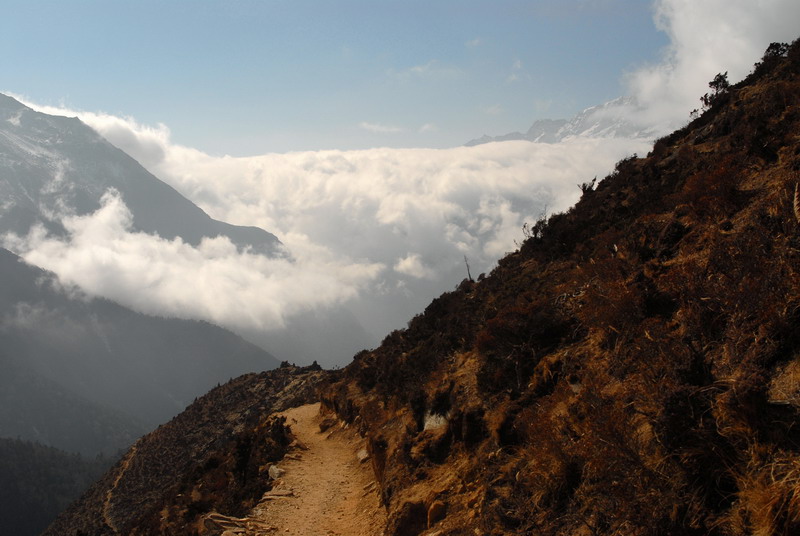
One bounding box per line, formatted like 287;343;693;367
622;0;800;133
359;121;404;134
506;58;526;84
534;100;554;114
465;37;483;48
388;60;464;81
484;104;504;116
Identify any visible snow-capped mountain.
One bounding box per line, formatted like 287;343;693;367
0;93;284;256
465;96;661;146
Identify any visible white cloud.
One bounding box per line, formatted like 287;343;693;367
394;253;435;279
419;123;437;133
4;190;384;332
389;60;464;81
359;121;404;134
624;0;800;133
136;136;650;339
485;104;503;116
466;38;483;48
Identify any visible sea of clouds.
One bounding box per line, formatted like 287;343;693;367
8;0;800;366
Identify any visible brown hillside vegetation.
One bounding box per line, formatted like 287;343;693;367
322;39;800;535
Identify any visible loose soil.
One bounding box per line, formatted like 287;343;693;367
206;403;386;535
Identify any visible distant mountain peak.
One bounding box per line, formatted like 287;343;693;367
0;93;285;257
465;95;660;146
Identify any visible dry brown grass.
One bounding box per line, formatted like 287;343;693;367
768;358;800;406
736;453;800;536
322;38;800;536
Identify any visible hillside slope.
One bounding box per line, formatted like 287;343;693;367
0;248;281;455
323;40;800;535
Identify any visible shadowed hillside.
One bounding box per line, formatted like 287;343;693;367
0;248;281;455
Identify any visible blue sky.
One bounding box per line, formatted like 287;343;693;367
2;0;667;154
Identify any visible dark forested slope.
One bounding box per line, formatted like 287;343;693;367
0;439;111;536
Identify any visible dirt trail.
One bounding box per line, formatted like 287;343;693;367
230;402;386;535
103;442;138;534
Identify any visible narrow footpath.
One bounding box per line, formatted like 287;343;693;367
103;442;138;534
206;402;386;535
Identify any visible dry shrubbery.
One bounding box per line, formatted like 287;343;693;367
735;452;800;536
674;157;742;222
476;297;575;395
326;38;800;536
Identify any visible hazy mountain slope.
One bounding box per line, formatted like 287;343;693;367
0;348;145;457
0;93;377;368
0;93;283;256
43;364;327;536
0;438;111;536
319;40;800;535
240;306;376;370
0;247;281;453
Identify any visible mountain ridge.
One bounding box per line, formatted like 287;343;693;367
0;92;285;257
